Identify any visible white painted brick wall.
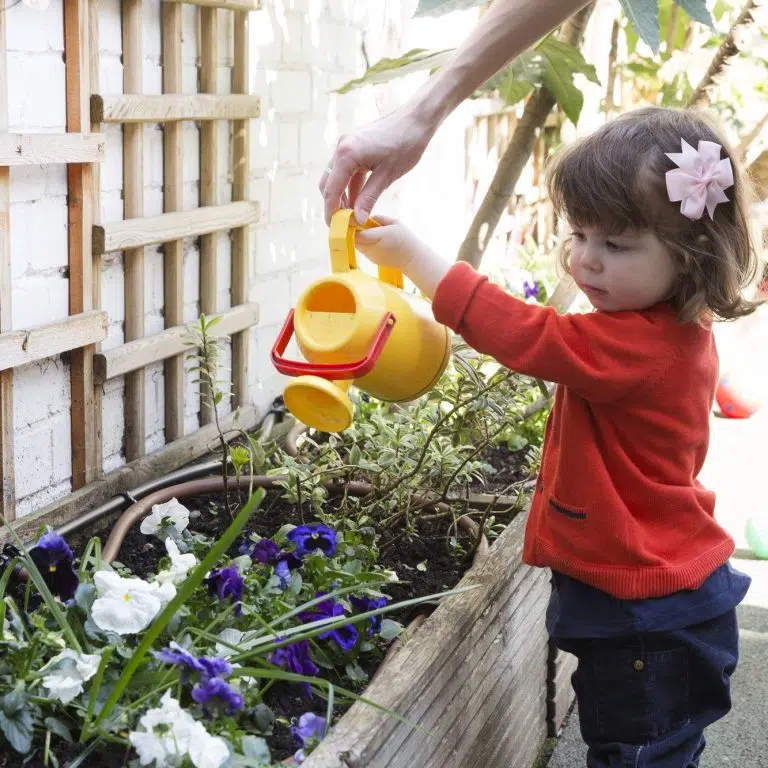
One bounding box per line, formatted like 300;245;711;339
7;0;481;518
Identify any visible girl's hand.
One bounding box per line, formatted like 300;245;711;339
355;216;451;299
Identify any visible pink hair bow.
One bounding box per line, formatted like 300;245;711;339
665;139;734;220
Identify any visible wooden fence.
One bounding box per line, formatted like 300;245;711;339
0;1;263;540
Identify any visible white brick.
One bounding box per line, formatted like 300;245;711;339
8;52;66;130
250;273;291;326
10;197;69;280
272;70;311;115
99;0;123;55
15;421;54;498
12;276;68;328
14;359;69;428
282;13;304;66
250;10;282;67
102;379;125;461
250;118;279;172
304;20;337;68
145;125;165;190
99;53;123;94
299;118;334;167
270;171;313;223
7;2;65;53
102;125;124;193
16;481;71;520
248;176;271;227
289;265;326;303
50;413;72;484
279;122;300;166
10;164;67;205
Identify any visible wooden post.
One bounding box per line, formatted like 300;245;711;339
231;13;250;407
162;5;185;442
0;12;14;521
199;7;219;425
122;0;145;461
89;0;104;478
64;0;98;490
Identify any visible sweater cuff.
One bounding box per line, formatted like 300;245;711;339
432;262;487;331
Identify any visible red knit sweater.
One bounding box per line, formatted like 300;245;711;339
432;262;734;599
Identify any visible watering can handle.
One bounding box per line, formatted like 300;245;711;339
329;209;405;289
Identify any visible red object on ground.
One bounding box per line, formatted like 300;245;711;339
716;373;761;419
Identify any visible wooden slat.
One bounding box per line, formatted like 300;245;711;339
91;93;261;123
89;0;103;478
65;0;99;490
0;405;260;545
198;7;218;426
93;200;260;254
122;0;145;462
231;13;250;408
94;303;259;383
0;12;14;521
162;3;185;442
0;133;105;165
0;311;108;372
164;0;261;13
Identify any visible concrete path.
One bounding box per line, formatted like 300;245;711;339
547;309;768;768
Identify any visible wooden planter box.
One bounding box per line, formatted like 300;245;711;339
303;510;552;768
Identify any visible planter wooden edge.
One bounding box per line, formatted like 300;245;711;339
302;507;552;768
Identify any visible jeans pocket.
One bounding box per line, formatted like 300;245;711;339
576;646;690;745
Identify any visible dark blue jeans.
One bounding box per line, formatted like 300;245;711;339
554;609;739;768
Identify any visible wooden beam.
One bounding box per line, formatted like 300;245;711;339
0;311;108;372
162;3;185;442
123;0;145;462
231;12;250;408
164;0;261;13
93;200;260;254
198;7;218;426
91;93;261;124
0;12;14;521
89;0;103;479
94;303;259;383
0;405;260;545
65;0;99;490
0;133;105;165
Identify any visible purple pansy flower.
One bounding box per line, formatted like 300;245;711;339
291;712;327;762
287;524;337;558
522;277;540;300
299;594;359;653
239;537;280;564
192;676;244;717
240;537;302;589
270;639;319;697
29;531;79;602
350;594;389;636
206;565;244;617
154;642;232;684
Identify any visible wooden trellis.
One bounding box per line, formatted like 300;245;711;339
1;0;263;538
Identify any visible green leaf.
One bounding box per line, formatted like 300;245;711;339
44;716;73;744
334;48;454;94
378;618;403;641
537;38;600;125
499;76;534;107
415;0;486;16
673;0;712;26
2;687;25;716
344;662;368;682
0;709;33;754
94;489;266;727
620;0;660;52
241;735;271;763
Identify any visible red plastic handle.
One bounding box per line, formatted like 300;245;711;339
271;310;396;380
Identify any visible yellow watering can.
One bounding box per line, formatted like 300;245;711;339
271;209;451;432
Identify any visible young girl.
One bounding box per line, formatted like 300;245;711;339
354;106;761;767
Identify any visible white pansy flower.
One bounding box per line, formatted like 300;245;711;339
41;649;101;704
156;539;197;586
91;571;176;635
129;691;228;768
140;498;190;536
187;722;229;768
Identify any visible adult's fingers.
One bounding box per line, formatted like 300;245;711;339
347;169;368;211
353;167;392;227
322;146;364;225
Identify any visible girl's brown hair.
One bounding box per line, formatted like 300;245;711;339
546;106;761;323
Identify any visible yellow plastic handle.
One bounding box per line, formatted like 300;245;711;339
329;209;404;290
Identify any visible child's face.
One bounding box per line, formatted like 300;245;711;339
568;225;678;313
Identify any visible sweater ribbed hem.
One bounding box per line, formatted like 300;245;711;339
529;536;735;600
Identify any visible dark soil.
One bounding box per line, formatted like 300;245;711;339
1;444;530;767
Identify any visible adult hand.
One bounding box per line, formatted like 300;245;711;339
319;107;434;226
